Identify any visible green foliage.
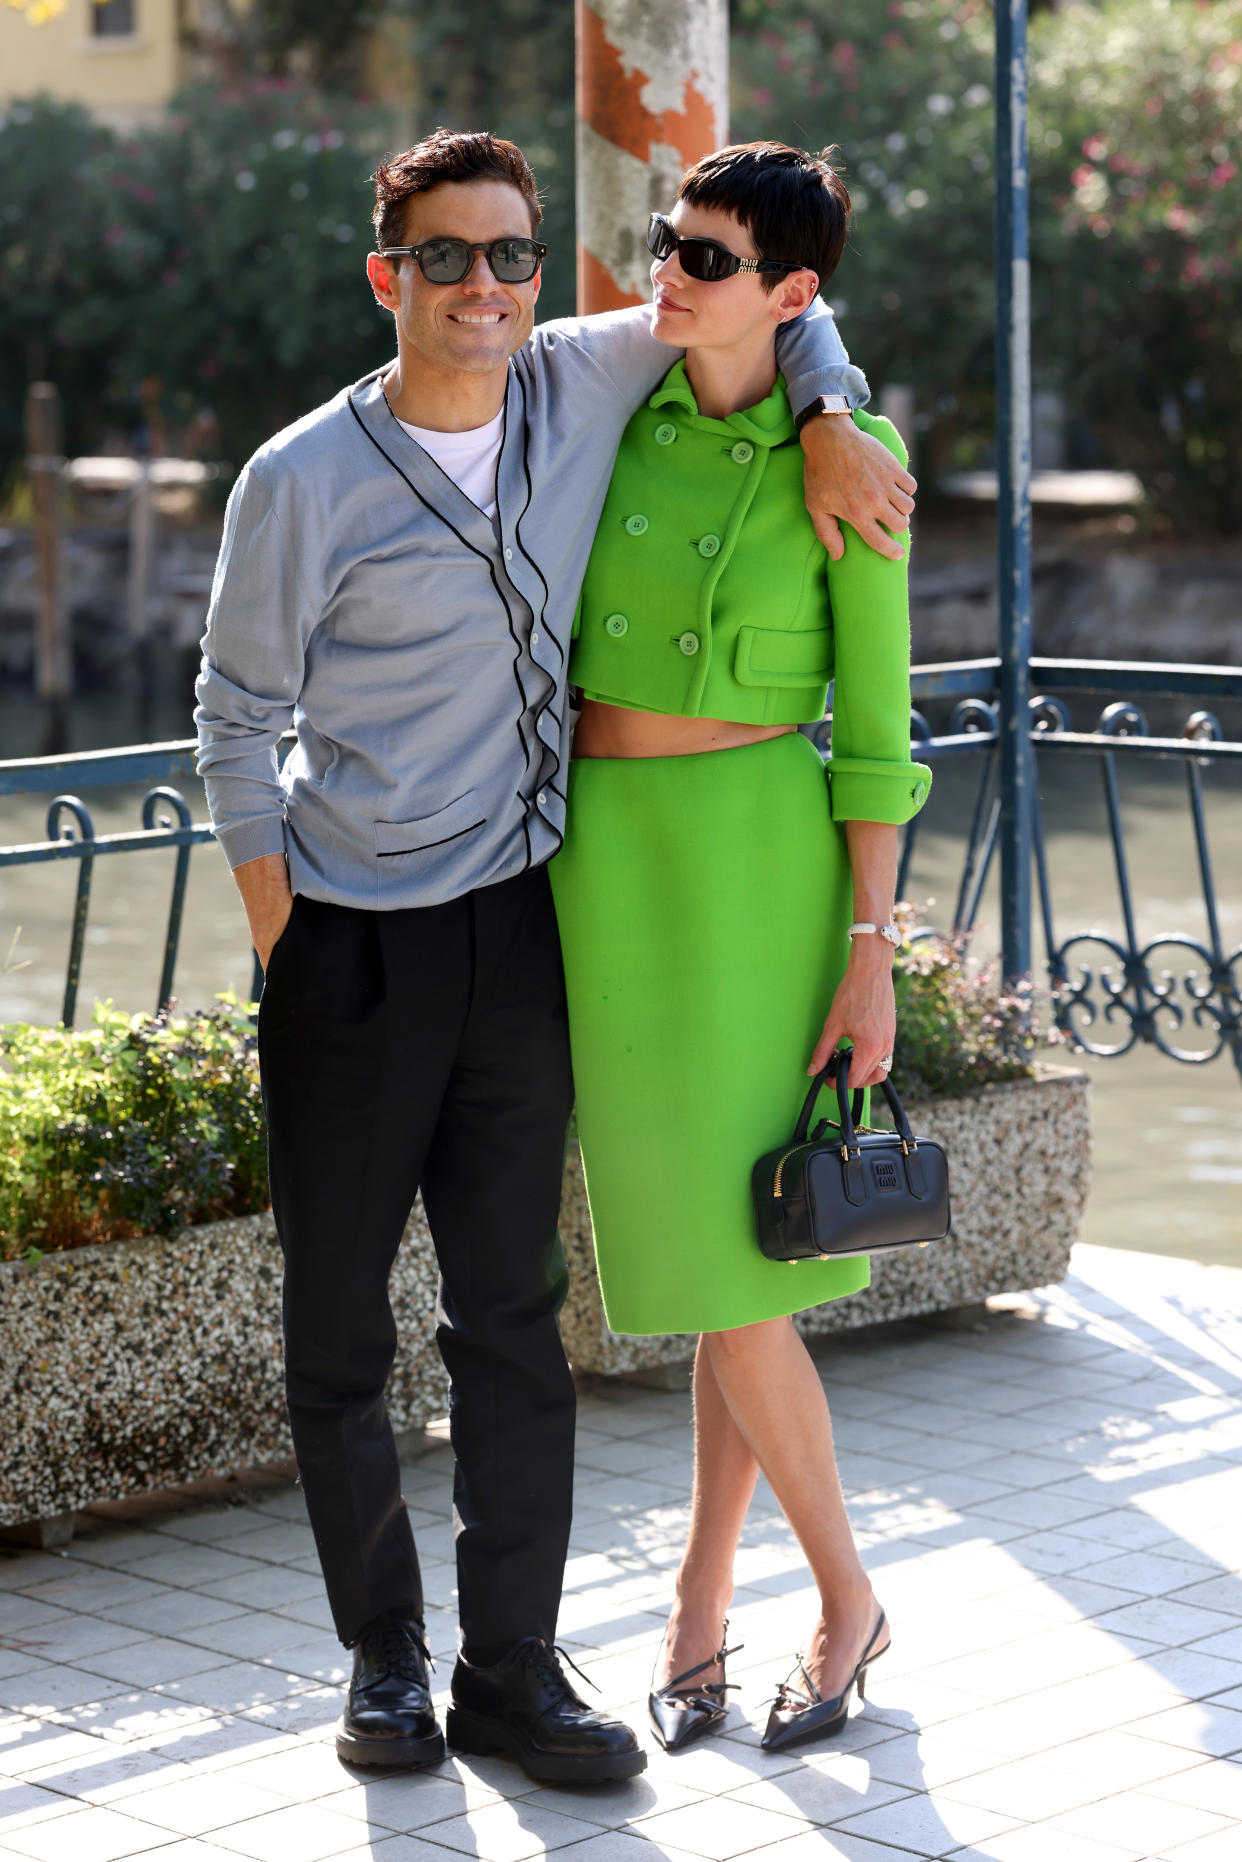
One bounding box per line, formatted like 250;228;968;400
892;926;1052;1099
0;997;268;1260
405;0;576;323
0;930;1048;1261
179;0;382;86
1031;0;1242;530
732;0;1242;529
733;0;998;472
105;82;397;467
0;33;578;480
0;97;129;474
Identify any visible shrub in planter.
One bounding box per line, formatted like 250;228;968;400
892;927;1053;1098
0;998;444;1532
0;998;267;1260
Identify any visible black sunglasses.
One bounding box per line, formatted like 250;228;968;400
377;235;548;285
647;212;806;283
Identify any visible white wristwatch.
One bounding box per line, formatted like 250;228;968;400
847;922;901;946
793;392;853;433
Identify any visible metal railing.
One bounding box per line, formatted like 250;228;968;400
0;737;279;1022
3;659;1240;1084
890;658;1238;1079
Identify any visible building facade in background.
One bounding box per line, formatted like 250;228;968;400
0;0;420;131
1;0;181;128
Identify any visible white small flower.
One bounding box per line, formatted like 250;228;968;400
235;170;257;192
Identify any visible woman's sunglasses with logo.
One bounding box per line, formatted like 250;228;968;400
377;236;548;285
646;212;807;283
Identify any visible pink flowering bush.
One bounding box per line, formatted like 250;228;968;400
733;0;1242;530
0;84;391;480
1031;0;1242;530
891;910;1060;1098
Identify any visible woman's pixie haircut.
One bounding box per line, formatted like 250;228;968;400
675;140;851;292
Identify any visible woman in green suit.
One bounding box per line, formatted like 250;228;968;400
550;142;931;1754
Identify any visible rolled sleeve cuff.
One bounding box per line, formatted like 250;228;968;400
785;360;871;420
214;812;288;871
826;757;932;825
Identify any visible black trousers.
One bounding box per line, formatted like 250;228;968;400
258;868;576;1648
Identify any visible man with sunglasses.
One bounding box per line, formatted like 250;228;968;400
195;128;914;1786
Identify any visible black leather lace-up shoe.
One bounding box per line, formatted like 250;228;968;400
447;1636;646;1783
336;1613;445;1769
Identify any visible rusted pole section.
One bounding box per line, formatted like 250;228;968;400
24;382;72;753
575;0;729;313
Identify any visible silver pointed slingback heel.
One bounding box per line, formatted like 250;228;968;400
761;1611;889;1754
648;1622;742;1753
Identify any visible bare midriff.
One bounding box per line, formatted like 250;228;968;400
573;698;797;760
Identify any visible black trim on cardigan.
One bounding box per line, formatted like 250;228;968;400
347;387;539;874
376;820;485;857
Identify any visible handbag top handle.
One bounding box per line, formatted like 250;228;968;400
793;1048;920;1155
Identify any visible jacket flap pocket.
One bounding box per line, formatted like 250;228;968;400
375;792;485;857
734;626;832;689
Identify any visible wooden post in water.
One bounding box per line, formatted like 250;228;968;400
127;455;156;739
575;0;728;313
25;382;72;753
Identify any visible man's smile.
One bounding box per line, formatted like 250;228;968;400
448;310;507;324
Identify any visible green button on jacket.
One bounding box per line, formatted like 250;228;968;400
571;360;932;826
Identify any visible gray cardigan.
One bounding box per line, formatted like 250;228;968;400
194;301;867;911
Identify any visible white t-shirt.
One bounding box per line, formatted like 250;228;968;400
396;408;504;527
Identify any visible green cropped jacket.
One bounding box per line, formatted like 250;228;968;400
570;362;932;826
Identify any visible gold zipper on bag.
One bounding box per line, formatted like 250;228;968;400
772;1147;802;1198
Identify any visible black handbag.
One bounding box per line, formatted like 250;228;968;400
752;1049;950;1263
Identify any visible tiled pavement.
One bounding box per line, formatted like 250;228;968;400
3;1241;1242;1862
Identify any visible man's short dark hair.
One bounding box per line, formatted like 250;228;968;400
676;141;851;292
372;128;542;256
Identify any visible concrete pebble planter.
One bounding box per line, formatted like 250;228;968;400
558;1066;1092;1377
2;1067;1089;1535
0;1205;447;1533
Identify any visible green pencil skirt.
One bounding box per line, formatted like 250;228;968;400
549;729;870;1336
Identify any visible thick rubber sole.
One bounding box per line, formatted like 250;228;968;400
335;1719;446;1769
446;1705;647;1783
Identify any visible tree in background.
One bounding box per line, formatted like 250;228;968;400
0;99;130;476
0;0;574;484
3;0;1236;528
0;88;393;480
1033;0;1242;532
733;0;997;475
398;0;575;320
104;83;394;467
169;2;379;88
732;0;1242;531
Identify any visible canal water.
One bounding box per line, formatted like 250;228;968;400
1;731;1238;1264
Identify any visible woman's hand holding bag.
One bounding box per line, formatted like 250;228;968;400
752;1048;951;1264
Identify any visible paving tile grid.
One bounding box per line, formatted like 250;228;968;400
2;1240;1242;1862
